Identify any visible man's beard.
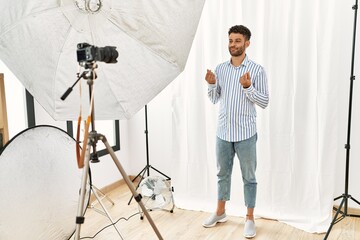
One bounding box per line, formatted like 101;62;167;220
229;45;245;57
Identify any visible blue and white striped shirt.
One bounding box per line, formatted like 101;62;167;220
208;55;269;142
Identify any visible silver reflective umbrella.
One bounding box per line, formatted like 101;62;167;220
0;126;88;240
0;0;205;120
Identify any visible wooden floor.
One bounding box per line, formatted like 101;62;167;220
78;181;360;240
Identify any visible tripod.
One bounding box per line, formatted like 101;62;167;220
324;1;360;239
128;105;171;205
61;63;163;240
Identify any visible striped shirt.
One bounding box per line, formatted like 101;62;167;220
208;55;269;142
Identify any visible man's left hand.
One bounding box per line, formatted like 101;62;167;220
240;72;251;88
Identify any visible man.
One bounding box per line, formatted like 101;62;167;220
202;25;269;239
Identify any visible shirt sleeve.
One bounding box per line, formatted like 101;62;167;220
243;67;269;109
207;83;221;104
207;67;221;104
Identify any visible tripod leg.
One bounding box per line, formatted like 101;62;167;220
74;139;92;240
100;135;163;240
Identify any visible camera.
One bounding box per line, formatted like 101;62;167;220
76;43;118;64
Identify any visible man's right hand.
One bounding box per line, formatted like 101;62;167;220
205;69;216;84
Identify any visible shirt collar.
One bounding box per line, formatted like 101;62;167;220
228;55;249;68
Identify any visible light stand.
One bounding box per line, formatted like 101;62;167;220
61;63;163;240
89;185;115;215
86;167;122;237
324;1;360;239
128;105;171;205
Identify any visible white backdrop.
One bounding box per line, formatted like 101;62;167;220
170;0;359;233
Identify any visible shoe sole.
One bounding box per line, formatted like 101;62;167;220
244;233;256;239
202;216;228;228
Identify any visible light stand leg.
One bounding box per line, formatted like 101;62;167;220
127;166;148;205
91;187;123;238
100;133;164;240
324;197;346;239
90;185;115;214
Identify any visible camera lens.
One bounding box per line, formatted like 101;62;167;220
98;46;118;63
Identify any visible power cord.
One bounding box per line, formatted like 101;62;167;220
79;211;141;239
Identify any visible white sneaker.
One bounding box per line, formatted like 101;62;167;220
244;219;256;238
202;212;228;228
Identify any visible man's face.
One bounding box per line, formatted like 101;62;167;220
228;33;249;57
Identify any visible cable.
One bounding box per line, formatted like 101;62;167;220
79;212;141;239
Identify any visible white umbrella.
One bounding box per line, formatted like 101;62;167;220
0;0;205;120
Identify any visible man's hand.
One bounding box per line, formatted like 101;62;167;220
205;69;216;84
240;72;251;88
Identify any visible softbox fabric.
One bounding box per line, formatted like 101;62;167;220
0;0;205;120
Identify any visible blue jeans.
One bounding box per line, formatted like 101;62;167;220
216;134;257;208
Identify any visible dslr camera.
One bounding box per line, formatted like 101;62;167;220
77;43;118;64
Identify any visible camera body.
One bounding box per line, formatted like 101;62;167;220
77;43;118;64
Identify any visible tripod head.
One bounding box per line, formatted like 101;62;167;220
60;63;97;101
79;62;98;80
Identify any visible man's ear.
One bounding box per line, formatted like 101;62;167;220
246;40;250;48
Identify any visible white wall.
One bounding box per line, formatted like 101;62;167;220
1;60;27;137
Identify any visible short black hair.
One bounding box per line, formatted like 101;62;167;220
228;25;251;40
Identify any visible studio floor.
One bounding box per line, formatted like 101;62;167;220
77;181;360;240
